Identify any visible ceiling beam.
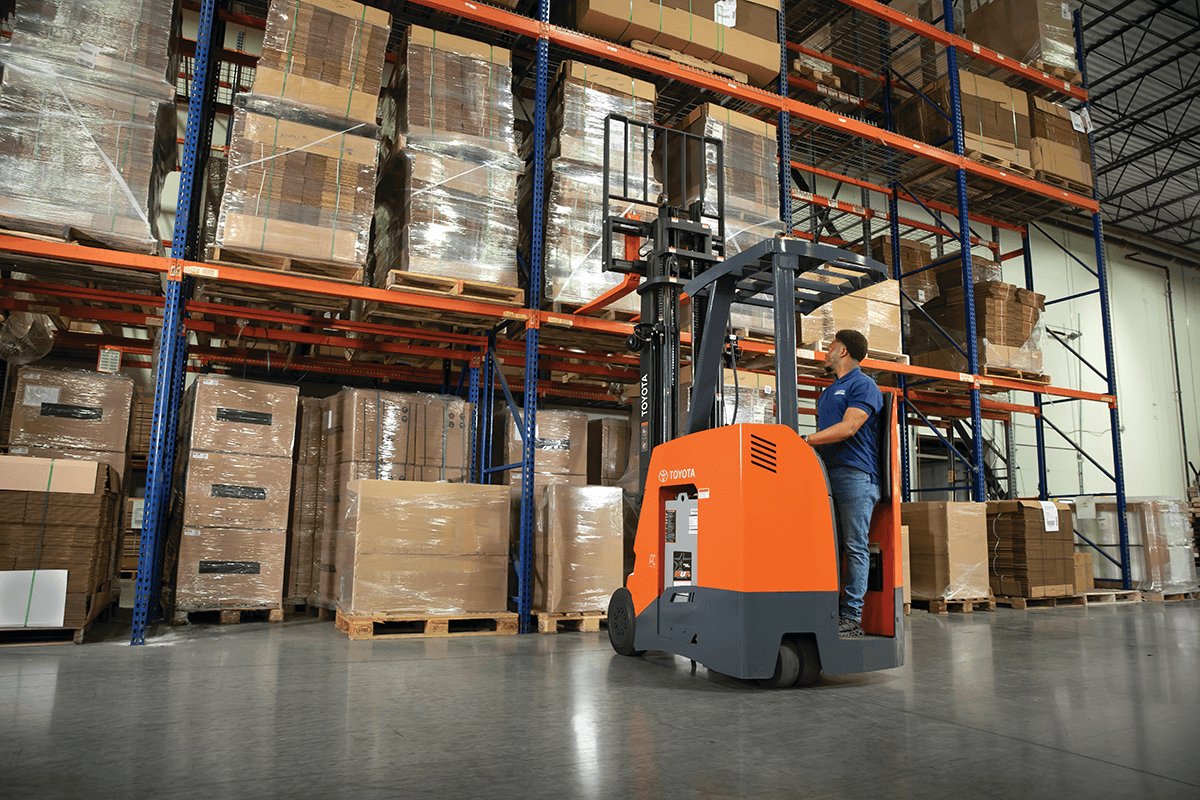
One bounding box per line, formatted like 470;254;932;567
1092;79;1200;142
1097;120;1200;174
1102;156;1200;202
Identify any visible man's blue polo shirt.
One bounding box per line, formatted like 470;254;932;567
815;366;883;479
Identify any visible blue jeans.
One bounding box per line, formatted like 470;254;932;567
827;466;880;622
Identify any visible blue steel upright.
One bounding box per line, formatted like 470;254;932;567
1074;10;1131;588
941;0;986;501
515;0;551;633
130;0;219;645
1020;234;1049;500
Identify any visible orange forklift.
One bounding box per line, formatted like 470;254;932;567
600;116;904;687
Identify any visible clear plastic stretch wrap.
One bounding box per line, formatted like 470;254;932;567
334;481;510;615
216;97;380;267
986;500;1076;598
500;408;589;483
964;0;1078;73
901;502;991;601
182;375;299;459
0;455;120;630
533;485;624;613
0;273;54;365
257;0;391;124
1076;499;1199;594
0;48;175;252
801;279;902;356
9;367;134;456
530;62;658;313
177;451;294;531
167;527;287;612
373;26;521;287
9;0;177;83
681;368;776;427
909;281;1046;375
324;388;471;472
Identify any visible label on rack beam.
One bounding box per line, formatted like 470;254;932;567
1074;495;1097;520
1039;501;1060;532
183;265;219;278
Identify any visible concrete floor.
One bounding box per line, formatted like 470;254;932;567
3;603;1199;799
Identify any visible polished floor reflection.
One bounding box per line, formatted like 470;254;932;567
2;603;1198;798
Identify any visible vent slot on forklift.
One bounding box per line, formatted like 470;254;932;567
750;434;778;473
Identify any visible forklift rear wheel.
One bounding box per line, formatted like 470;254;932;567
794;638;821;687
758;640;800;688
608;588;644;656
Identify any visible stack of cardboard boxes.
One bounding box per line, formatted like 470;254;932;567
0;456;120;636
910;282;1046;375
1028;96;1093;189
534;485;625;614
964;0;1079;75
902;502;992;602
502;409;590;491
121;498;145;578
986;500;1076;599
1076;499;1199;594
129;387;154;458
373;27;522;288
215;0;390;268
800;279;903;356
587;418;632;487
8;367;134;487
0;0;175;252
286;398;327;607
163;376;298;618
568;0;783;86
335;481;511;616
679;367;776;427
525;62;657;314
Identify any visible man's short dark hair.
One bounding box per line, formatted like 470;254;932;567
834;329;869;362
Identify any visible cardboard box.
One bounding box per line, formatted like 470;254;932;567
170;527;286;611
1073;552;1094;593
502;410;588;480
534;485;624;613
986;500;1076;598
964;0;1078;73
902;502;990;601
339;553;508;615
6;446;127;488
184;375;299;459
179;452;293;530
587;418;631;486
1031;138;1093;189
10;367;133;454
852;235;938;304
679;367;776;427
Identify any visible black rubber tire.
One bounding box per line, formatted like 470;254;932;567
758;639;800;688
794;638;822;687
607;588;644;656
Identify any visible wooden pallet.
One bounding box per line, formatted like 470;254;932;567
1140;591;1197;603
536;610;607;634
1080;589;1141;605
965;149;1034;178
335;610;519;641
0;215;160;255
980;366;1052;385
210;246;364;283
1033;171;1093;197
382;269;525;305
550;300;639;323
1030;60;1082;86
0;626;86;646
995;594;1085;610
911;596;996;614
631;40;748;83
170;607;285;626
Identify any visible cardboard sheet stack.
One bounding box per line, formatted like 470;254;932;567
374;26;522;288
501;409;589;491
315;389;473;608
129;387;154;457
901;502;991;602
800;279;902;356
986;500;1076;598
1076;499;1199;594
964;0;1079;75
335;482;510;615
1028;96;1093;189
215;0;390;268
0;456;120;634
0;0;176;252
7;367;134;486
909;281;1046;375
852;236;938;305
163;376;298;617
533;485;624;613
522;62;657;314
286;397;327;607
121;498;145;578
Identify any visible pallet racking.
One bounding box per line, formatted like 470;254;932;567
0;0;1130;644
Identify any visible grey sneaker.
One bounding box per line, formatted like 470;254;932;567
838;616;864;638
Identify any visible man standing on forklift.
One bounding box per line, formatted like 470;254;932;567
803;329;884;638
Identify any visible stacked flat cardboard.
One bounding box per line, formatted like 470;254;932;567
910;281;1046;374
534;485;624;613
964;0;1078;74
374;26;522;287
521;61;657;313
0;1;176;252
0;456;119;632
1029;96;1093;188
1076;499;1199;594
164;376;298;614
570;0;782;86
121;498;145;577
335;481;510;614
851;236;938;305
129;387;154;456
287;398;327;605
930;254;1004;294
1073;552;1094;593
215;0;390;267
8;367;134;486
901;502;990;601
587;418;632;486
986;500;1075;598
897;70;1032;169
800;279;902;355
501;409;589;490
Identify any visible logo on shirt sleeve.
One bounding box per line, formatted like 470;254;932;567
834;389;846;396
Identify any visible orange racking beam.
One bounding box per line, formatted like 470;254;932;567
403;0;1097;212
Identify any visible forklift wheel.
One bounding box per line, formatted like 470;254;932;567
794;638;821;687
758;640;800;688
608;588;644;656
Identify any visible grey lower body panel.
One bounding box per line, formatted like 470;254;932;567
633;586;905;680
